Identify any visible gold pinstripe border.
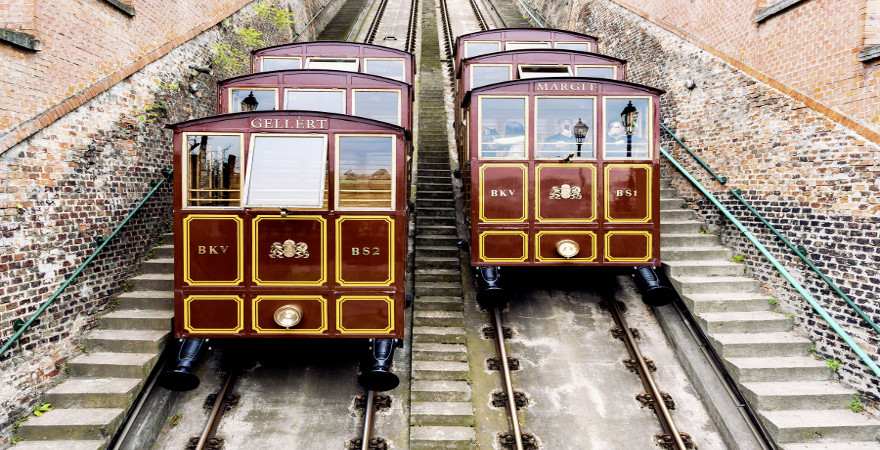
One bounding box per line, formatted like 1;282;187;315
251;295;328;335
183;295;244;334
603;164;653;223
335;295;395;334
478;230;528;263
534;231;597;262
604;230;653;263
251;215;327;287
182;215;244;286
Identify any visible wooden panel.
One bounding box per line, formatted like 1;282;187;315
336;295;394;334
604;230;653;263
252;215;327;286
478;230;528;263
251;295;328;335
478;163;528;223
183;295;244;335
335;216;394;286
535;163;596;223
182;215;243;286
604;164;652;223
535;230;597;262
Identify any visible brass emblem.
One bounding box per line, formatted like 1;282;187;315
269;240;310;259
549;184;582;200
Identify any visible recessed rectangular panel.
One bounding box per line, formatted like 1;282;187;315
336;295;394;334
604;230;652;263
252;295;328;335
535;231;597;262
252;215;326;286
478;230;528;263
182;215;243;286
536;163;596;223
604;164;652;223
335;216;394;286
183;295;244;334
478;164;527;223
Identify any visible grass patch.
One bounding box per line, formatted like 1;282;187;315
825;359;842;372
731;254;746;263
850;396;865;413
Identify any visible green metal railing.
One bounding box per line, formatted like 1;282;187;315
0;170;171;358
661;147;880;377
661;124;727;184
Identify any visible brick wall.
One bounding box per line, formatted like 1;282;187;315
525;0;880;399
0;0;341;443
0;0;36;31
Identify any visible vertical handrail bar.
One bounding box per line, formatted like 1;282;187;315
661;148;880;377
661;124;728;184
729;188;880;335
0;171;171;358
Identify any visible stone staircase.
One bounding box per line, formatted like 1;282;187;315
659;179;880;449
408;0;476;448
14;233;174;450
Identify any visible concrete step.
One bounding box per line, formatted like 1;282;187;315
160;232;173;244
416;246;459;258
660;188;678;197
660;198;686;209
412;326;466;345
418;182;454;191
664;259;746;277
416;207;456;217
725;356;832;383
68;352;157;378
416;216;457;226
412;380;471;403
82;329;169;353
17;408;124;441
660;209;696;220
662;246;732;261
10;441;105;450
412;343;468;362
411;426;475;450
45;378;142;409
140;257;173;274
417;176;452;185
742;381;855;410
414;310;465;327
152;244;173;259
129;273;172;291
698;310;792;333
672;275;761;294
760;409;880;444
416;282;463;297
680;292;772;313
416;235;459;247
411;402;474;426
417;190;456;200
711;332;812;358
415;224;458;235
415;256;460;269
416;198;455;208
661;220;703;234
415;269;461;282
115;290;172;310
782;442;880;450
660;233;718;247
415;296;464;312
413;360;470;381
98;309;173;330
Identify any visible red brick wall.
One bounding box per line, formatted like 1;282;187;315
0;0;36;31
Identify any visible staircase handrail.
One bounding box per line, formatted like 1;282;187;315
0;169;172;358
661;124;728;184
661;147;880;378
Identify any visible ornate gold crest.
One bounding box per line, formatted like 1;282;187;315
269;239;310;259
549;184;583;200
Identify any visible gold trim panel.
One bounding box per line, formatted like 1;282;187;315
335;295;395;334
534;231;598;262
251;215;328;286
478;163;528;223
182;215;244;286
478;230;529;263
183;295;244;334
603;164;653;223
535;163;597;223
335;216;395;287
251;295;328;335
604;230;653;263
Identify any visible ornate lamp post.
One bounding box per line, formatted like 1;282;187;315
573;117;589;158
621;101;639;158
240;91;259;112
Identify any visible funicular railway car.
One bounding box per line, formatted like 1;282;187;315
459;77;673;304
454;28;599;63
160;110;411;392
251;41;416;84
218;69;413;130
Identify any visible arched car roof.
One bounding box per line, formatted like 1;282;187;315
166;110;408;138
456;49;626;78
252;40;414;57
218;69;413;91
461;77;665;107
454;28;599;56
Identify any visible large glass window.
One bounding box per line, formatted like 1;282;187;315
229;89;277;113
353;90;401;125
260;57;302;72
555;42;590;52
245;135;327;207
604;97;651;159
464;41;501;57
336;136;395;209
518;65;572;79
185;134;242;207
471;65;511;89
284;89;346;114
305;57;359;71
576;66;616;79
364;58;406;81
505;41;551;51
478;97;527;159
535;97;595;159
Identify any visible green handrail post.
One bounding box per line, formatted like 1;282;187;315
661;124;728;185
729;188;880;335
661;147;880;378
0;170;172;358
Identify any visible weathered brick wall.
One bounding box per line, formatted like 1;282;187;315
0;0;36;31
0;0;341;443
526;0;880;399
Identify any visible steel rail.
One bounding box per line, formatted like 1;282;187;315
513;0;546;27
479;0;507;29
195;373;237;450
405;0;419;53
607;300;688;450
364;0;390;44
467;0;490;31
360;390;377;450
492;307;525;450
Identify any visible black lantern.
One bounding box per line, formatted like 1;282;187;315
621;101;639;157
572;117;589;158
240;91;259;112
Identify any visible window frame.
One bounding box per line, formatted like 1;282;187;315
505;41;552;51
304;57;360;71
574;65;618;79
351;89;402;126
601;95;654;160
554;41;592;52
363;57;407;81
469;63;514;89
241;133;329;209
517;64;573;79
259;56;303;72
464;40;502;58
533;95;598;161
226;87;280;113
476;95;530;160
283;88;347;114
334;133;398;211
181;132;246;210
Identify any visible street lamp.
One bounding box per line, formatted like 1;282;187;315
621;101;639;158
240;91;259;112
573;118;589;158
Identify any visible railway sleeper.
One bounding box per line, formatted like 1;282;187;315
624;357;657;373
498;432;539;450
636;392;676;411
347;437;389;450
486;356;520;371
491;390;529;409
656;432;695;450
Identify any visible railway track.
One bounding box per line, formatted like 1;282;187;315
189;372;238;450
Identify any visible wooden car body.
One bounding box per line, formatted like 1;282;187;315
251;41;415;84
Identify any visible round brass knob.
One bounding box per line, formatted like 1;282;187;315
555;239;580;259
273;304;303;328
